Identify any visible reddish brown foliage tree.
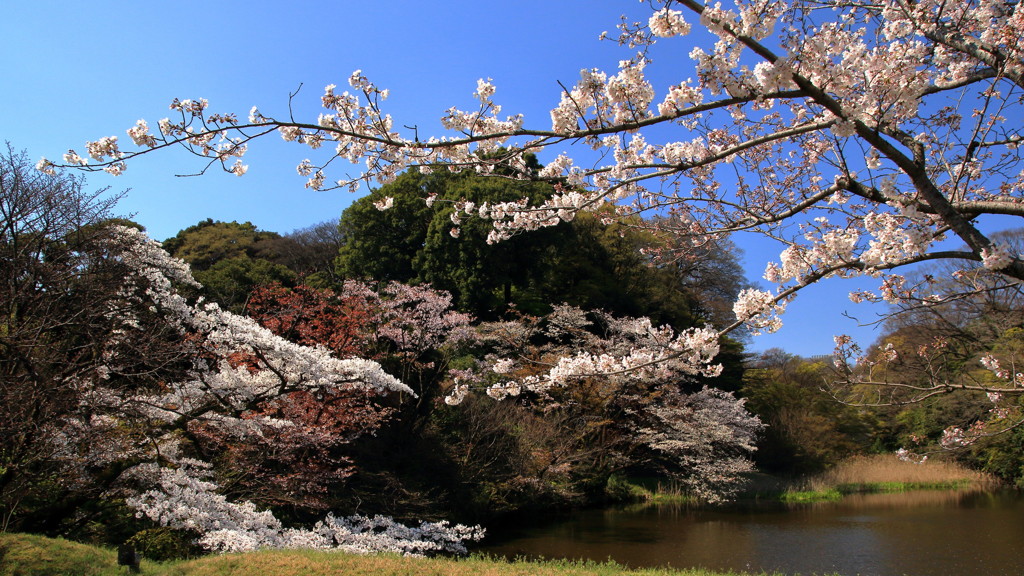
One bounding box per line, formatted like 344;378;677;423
190;386;391;512
187;283;398;512
247;283;372;358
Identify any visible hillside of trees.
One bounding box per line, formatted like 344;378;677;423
2;149;761;555
9;123;1024;558
163;170;1024;491
156;162;759;520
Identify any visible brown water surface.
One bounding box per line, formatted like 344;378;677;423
478;490;1024;576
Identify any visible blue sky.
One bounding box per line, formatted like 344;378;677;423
1;0;891;357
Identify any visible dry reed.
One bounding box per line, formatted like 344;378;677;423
802;454;996;493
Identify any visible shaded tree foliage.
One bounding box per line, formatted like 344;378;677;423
440;304;761;505
268;220;347;287
336;167;745;335
742;350;875;474
336;168;567;318
245;281;480;520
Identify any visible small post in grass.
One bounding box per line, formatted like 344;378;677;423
117;543;141;573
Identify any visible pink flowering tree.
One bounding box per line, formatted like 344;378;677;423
45;2;1024;438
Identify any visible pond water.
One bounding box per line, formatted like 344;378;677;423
477;490;1024;576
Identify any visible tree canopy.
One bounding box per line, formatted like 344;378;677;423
161;219;296;311
337;166;745;331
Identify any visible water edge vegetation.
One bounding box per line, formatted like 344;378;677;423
775;455;998;503
606;455;1000;505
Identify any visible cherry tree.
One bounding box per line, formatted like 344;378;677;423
1;164;483;552
631;386;763;502
104;229;486;553
44;2;1024;431
443;304;762;503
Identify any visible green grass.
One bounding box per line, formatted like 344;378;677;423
777;479;979;502
833;479;974;494
605;476;696;505
0;532;834;576
777;489;843;503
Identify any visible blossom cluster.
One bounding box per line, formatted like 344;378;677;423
895;448;928;464
127;461;483;555
443;305;723;406
648;7;691;38
981;244;1017;271
980;355;1024;387
732;288;786;335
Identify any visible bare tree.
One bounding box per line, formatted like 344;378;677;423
1;144;131;531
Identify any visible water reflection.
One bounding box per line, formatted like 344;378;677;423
479;490;1024;576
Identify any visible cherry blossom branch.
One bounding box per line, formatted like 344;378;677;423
41;0;1024;412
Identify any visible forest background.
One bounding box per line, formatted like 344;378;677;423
5;144;1020;557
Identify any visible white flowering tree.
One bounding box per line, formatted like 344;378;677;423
46;3;1024;439
95;229;486;553
631;387;763;502
440;304;762;504
2;148;483;551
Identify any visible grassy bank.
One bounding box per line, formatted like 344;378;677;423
607;455;997;506
0;533;835;576
606;475;695;505
778;455;997;503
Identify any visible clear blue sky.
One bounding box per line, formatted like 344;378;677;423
1;0;890;357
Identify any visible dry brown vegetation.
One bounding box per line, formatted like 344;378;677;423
803;454;997;493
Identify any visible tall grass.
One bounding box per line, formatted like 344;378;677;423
0;532;829;576
606;475;695;505
808;455;994;491
780;454;998;502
